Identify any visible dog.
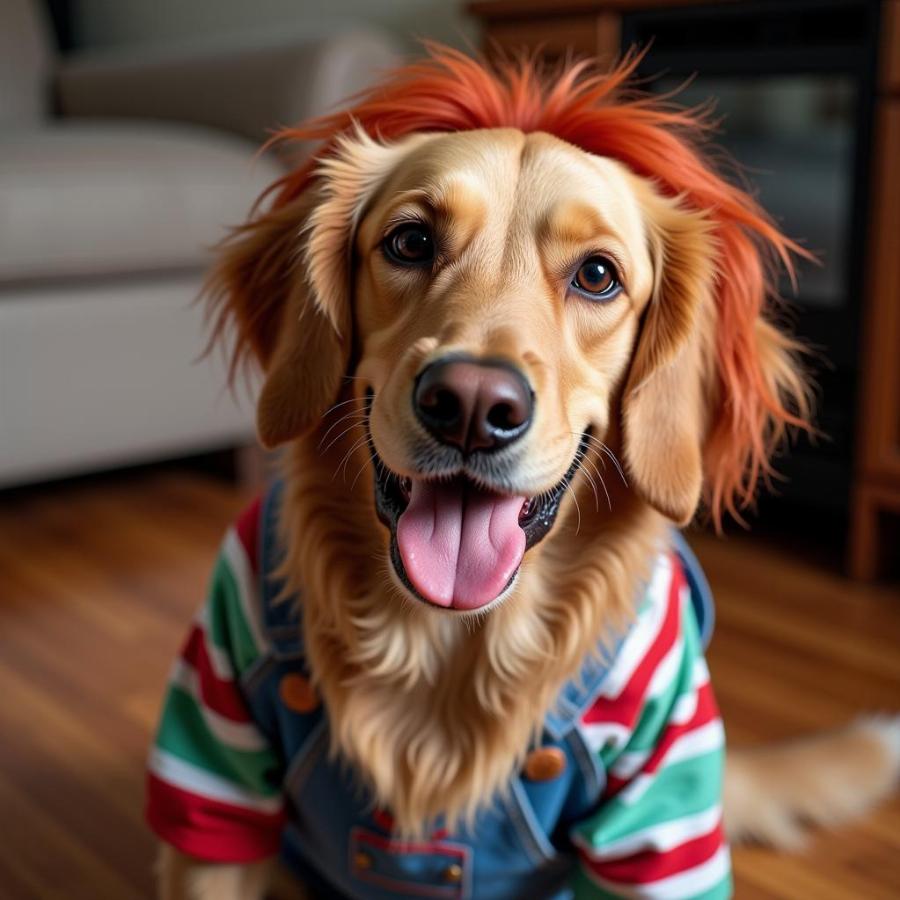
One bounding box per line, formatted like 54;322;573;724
147;47;900;899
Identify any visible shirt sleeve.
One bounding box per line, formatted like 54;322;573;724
146;499;287;863
570;552;732;899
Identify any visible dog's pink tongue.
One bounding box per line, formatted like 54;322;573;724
396;480;526;610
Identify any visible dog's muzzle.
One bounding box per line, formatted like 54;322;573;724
369;380;590;612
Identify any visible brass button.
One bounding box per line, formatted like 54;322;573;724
279;673;319;713
354;850;373;870
523;746;566;782
443;863;463;884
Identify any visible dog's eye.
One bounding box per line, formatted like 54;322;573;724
382;223;435;266
572;256;621;300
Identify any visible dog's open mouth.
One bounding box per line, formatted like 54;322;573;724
373;432;590;612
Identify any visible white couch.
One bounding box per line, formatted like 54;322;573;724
0;1;399;486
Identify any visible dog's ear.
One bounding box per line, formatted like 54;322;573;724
206;131;405;448
622;183;811;527
621;191;717;525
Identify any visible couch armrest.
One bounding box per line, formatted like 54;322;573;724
56;29;402;148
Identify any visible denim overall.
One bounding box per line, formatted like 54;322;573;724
238;484;715;900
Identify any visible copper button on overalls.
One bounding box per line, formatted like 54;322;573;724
443;863;464;883
279;673;320;713
523;746;567;781
349;826;469;897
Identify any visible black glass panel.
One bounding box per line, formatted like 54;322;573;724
653;75;856;309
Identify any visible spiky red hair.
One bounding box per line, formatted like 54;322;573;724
251;43;811;526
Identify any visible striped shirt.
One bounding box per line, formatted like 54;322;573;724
146;497;731;898
570;552;730;899
146;499;286;862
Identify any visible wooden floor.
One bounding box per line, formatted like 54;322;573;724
0;467;898;899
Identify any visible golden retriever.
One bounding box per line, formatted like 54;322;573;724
152;47;900;899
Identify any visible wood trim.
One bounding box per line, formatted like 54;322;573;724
882;1;900;93
596;10;622;61
468;0;740;21
482;10;622;66
856;101;900;482
849;481;900;579
484;13;606;58
849;96;900;580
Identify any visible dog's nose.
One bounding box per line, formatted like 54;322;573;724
413;357;533;453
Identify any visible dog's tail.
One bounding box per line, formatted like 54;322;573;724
724;715;900;848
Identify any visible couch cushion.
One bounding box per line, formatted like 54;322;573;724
0;0;53;126
0;122;283;284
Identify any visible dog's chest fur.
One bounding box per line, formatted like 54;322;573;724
277;442;664;835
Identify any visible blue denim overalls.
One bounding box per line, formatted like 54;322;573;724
238;484;714;899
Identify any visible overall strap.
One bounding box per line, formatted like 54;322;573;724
257;480;306;661
543;532;716;738
543;620;631;741
671;530;715;651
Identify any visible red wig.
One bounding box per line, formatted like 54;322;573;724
250;43;811;526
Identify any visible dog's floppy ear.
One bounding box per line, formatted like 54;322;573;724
622;182;811;527
621;190;717;526
206;131;405;448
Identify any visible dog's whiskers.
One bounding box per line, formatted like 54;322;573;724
595;442;628;487
344;435;374;482
320;422;369;458
580;453;612;511
572;432;628;487
318;412;368;453
566;479;583;536
332;434;371;482
370;449;386;480
349;444;377;493
320;395;364;420
573;458;602;513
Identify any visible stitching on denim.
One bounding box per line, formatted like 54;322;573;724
284;718;329;796
566;726;605;800
241;652;275;698
508;779;559;863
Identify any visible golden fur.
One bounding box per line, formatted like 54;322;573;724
250;127;720;833
159;54;899;900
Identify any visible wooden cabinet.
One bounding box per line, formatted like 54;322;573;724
850;3;900;578
468;0;900;579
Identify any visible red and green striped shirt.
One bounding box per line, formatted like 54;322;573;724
146;499;286;862
571;550;729;898
146;497;731;897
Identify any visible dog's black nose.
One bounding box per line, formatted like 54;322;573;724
413;357;533;453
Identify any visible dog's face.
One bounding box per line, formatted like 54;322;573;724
358;130;650;480
236;127;717;614
355;130;667;611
